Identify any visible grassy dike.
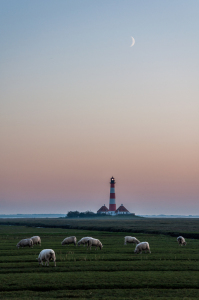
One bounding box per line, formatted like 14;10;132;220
0;224;199;299
0;217;199;238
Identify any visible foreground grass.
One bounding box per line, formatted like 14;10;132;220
0;225;199;299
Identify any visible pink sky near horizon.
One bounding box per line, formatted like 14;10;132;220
1;117;198;214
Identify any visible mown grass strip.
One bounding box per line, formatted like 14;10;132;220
0;271;199;292
1;288;199;300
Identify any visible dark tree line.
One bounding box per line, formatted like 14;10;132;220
66;211;96;218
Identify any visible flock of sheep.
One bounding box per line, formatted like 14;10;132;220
16;234;187;267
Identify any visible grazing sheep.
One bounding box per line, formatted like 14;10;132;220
77;237;93;246
87;238;103;250
134;242;151;254
124;236;140;245
61;236;77;246
30;236;41;246
177;236;187;246
16;238;33;249
37;249;56;267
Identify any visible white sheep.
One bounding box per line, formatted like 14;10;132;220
16;238;33;248
134;242;151;254
61;236;77;246
37;249;56;267
124;236;140;245
177;236;187;246
77;237;93;246
87;238;103;250
30;236;41;246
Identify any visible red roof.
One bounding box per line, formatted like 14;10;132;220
97;205;109;213
115;204;129;213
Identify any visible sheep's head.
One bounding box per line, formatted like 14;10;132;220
99;243;103;250
37;257;42;264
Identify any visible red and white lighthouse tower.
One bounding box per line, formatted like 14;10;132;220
109;176;116;214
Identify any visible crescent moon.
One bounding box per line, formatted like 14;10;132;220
130;37;135;47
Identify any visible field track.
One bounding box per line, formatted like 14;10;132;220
0;223;199;299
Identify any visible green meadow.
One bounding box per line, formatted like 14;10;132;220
0;224;199;299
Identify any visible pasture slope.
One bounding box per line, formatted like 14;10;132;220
0;219;198;299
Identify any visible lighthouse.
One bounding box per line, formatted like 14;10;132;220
96;176;132;215
109;176;116;214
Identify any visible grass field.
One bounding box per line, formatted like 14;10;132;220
1;217;199;238
0;224;199;299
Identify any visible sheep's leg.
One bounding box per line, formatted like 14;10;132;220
53;259;56;267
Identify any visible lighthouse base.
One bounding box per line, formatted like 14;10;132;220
108;211;116;215
109;204;116;211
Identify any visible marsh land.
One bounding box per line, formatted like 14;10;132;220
0;218;199;299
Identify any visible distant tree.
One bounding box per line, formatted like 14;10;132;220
67;211;80;218
66;210;96;218
79;211;95;218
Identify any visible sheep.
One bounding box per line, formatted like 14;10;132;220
37;249;56;267
77;237;93;246
87;238;103;250
30;236;41;246
16;238;33;248
124;236;140;245
177;236;187;246
134;242;151;254
61;236;77;246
